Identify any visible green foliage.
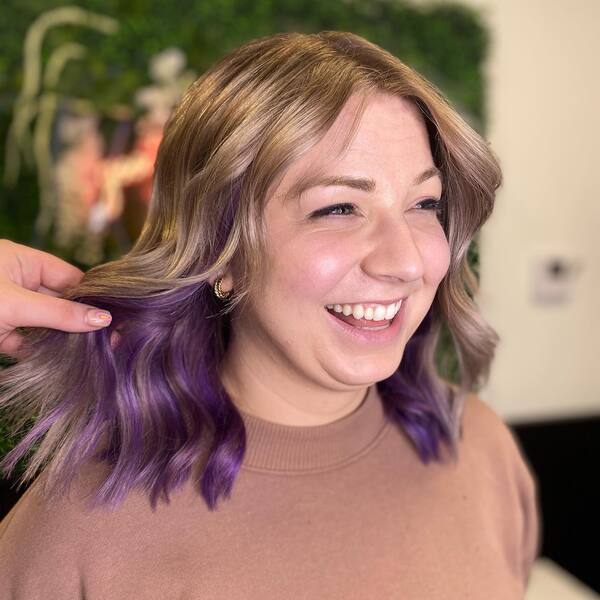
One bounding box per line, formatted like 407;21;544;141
0;0;488;121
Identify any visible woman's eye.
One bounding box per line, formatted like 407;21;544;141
310;203;357;218
310;198;445;219
415;198;444;213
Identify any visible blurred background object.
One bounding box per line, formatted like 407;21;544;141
0;0;598;596
2;5;196;264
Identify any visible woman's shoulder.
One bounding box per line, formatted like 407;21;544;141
0;461;107;543
0;471;87;598
463;391;506;425
458;390;542;583
0;457;190;597
0;458;158;543
452;388;539;516
459;390;524;456
0;461;141;598
459;391;535;482
0;458;217;599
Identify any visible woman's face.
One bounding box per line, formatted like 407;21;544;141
225;92;450;399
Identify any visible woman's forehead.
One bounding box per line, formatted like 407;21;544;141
271;94;430;205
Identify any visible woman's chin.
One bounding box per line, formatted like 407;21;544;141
328;355;403;386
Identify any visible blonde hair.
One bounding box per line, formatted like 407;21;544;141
0;31;501;511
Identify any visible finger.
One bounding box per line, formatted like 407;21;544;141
4;241;86;292
6;285;112;332
0;330;29;359
36;284;64;297
35;249;85;292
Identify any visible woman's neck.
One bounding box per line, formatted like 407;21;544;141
219;354;370;427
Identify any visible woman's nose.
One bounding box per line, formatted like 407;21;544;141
362;215;425;284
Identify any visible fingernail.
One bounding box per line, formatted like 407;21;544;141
87;309;112;326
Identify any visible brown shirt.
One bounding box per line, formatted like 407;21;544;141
0;385;541;599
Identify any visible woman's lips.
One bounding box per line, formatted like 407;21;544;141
323;300;406;344
325;307;392;329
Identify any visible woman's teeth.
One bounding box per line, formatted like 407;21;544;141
325;300;402;321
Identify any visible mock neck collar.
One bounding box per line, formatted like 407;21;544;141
239;384;389;473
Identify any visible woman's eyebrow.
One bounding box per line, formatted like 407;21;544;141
284;166;442;203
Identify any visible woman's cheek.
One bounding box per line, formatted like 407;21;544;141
423;232;451;285
285;244;350;297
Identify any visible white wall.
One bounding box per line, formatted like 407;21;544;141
412;0;600;422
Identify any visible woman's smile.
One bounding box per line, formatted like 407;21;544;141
325;299;403;323
323;295;407;343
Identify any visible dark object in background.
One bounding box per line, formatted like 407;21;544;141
511;415;600;593
0;476;23;520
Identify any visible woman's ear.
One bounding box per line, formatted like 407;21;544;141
208;271;234;294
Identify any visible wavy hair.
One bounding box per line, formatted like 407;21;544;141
0;31;501;512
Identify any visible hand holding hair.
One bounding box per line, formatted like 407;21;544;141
0;239;112;359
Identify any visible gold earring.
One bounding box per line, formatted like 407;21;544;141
213;277;232;300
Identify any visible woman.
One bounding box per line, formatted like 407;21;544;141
0;31;540;598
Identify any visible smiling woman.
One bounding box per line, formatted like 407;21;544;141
0;31;539;599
